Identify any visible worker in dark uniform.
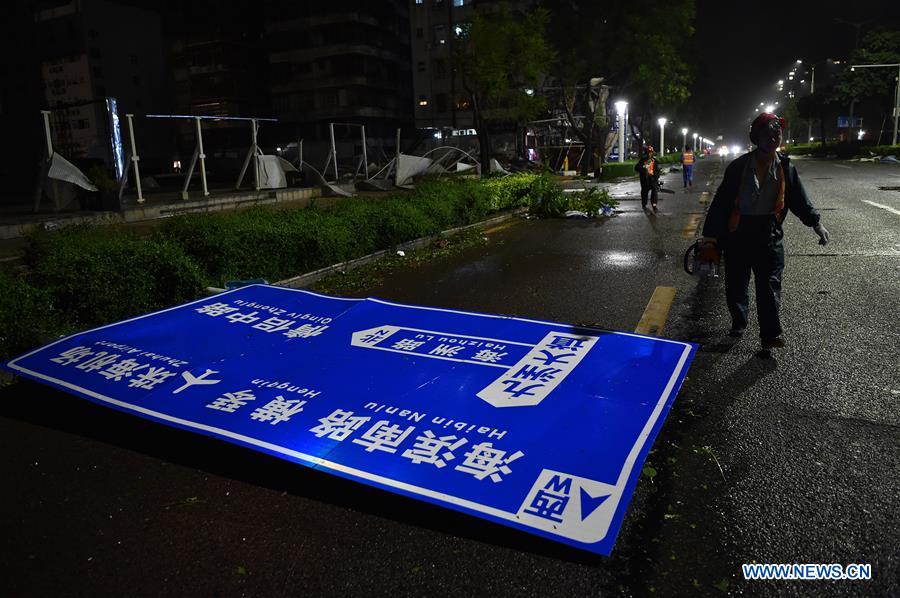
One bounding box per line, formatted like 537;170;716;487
701;112;829;349
635;144;660;211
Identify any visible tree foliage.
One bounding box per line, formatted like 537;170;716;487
831;30;900;105
544;0;696;164
456;6;556;174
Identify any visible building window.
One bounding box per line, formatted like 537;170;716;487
418;96;428;107
433;59;447;79
416;27;423;39
436;93;449;113
417;61;426;72
415;0;423;4
90;47;101;58
453;0;465;5
433;24;446;45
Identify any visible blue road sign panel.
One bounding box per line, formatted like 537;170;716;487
5;285;696;555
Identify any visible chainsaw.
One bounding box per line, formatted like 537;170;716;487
683;239;721;277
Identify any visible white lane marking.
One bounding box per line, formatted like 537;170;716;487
861;199;900;216
833;164;852;169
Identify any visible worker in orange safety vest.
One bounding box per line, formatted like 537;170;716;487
681;145;695;188
635;144;660;211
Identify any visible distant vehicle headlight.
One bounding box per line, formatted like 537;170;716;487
731;146;741;155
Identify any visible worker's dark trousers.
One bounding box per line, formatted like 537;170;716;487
640;180;658;207
724;216;785;339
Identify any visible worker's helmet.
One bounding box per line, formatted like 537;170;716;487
750;113;786;145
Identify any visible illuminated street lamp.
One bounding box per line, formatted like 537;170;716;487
615;101;628;163
657;117;667;156
692;131;698;153
681;127;688;152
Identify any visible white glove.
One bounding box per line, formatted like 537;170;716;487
814;223;829;246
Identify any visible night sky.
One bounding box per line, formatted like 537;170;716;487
692;0;900;145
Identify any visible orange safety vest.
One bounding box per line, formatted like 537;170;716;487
682;151;694;165
646;160;655;176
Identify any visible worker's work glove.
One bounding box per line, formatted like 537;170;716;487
813;223;829;246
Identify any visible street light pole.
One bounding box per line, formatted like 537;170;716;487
850;62;900;146
681;127;688;153
615;101;628;163
692;132;698;153
657;117;667;156
807;64;816;142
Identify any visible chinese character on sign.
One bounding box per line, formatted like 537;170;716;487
455;442;524;482
250;395;306;425
401;430;467;467
75;352;120;373
428;344;464;357
359;329;391;345
310;409;371;441
50;346;94;366
511;365;562;383
225;311;261;326
207;389;256;413
534;349;577;366
252;317;295;333
499;380;544;398
98;358;147;382
392;339;425;351
522;475;573;522
128;366;178;390
172;369;221;394
472;349;508;363
547;336;589;351
196;302;240;317
352;421;416;453
284;324;329;339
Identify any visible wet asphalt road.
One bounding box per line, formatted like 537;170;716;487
1;156;898;596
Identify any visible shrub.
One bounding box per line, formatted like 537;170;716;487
0;271;61;361
600;161;638;180
25;228;205;329
526;174;568;217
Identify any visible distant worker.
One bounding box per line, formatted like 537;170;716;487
635;144;660;211
701;112;829;350
681;144;695;188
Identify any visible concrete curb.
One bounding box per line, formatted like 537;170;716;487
205;208;525;295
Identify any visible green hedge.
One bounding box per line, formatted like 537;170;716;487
24;228;205;329
0;271;61;362
600;161;638;180
2;174;546;363
159;174;541;284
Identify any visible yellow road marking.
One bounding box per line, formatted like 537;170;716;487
635;286;677;337
682;213;702;239
482;220;520;235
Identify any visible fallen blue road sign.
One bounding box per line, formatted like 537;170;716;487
6;285;696;555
